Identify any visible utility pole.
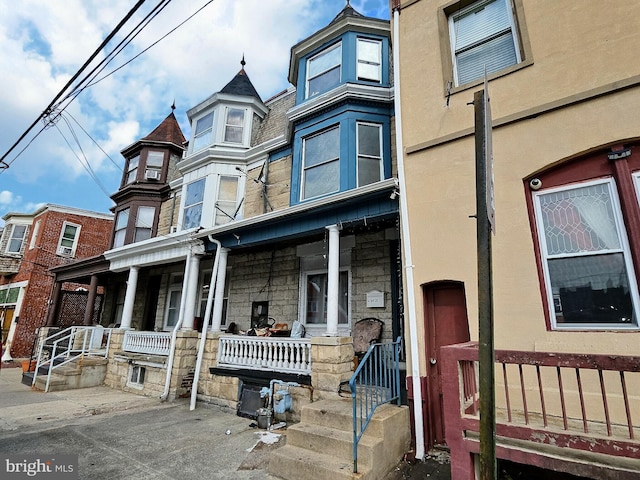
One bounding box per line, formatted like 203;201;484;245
474;83;496;480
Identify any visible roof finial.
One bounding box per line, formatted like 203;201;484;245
171;100;176;111
241;54;246;69
346;0;350;6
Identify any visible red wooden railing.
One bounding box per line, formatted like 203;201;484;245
441;342;640;480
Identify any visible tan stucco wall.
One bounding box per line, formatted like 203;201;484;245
397;0;640;375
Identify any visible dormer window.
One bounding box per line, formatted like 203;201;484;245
224;108;245;144
357;38;382;82
306;42;342;99
126;155;139;184
192;111;214;152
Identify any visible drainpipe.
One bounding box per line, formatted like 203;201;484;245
393;4;426;460
190;236;222;410
160;247;193;401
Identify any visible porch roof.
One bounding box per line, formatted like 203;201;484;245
202;178;399;251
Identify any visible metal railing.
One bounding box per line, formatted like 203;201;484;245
217;335;312;375
122;330;172;356
32;326;112;392
349;336;402;473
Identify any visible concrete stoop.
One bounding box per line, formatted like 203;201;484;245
268;398;411;480
32;357;108;392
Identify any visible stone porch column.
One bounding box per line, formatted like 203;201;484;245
326;224;340;336
120;266;139;329
310;336;354;400
210;247;229;332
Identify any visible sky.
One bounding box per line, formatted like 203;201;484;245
0;0;390;227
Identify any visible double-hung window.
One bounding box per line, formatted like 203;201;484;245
449;0;520;86
214;176;239;226
301;126;340;200
192;111;214;152
145;151;164;180
164;274;183;330
134;206;155;242
183;179;205;230
126;155;139;184
303;270;350;325
533;179;638;329
113;208;129;248
306;42;342;98
223;108;245;144
6;225;27;253
57;222;80;257
357;122;383;186
357;38;382;82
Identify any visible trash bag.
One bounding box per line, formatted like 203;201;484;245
290;320;305;338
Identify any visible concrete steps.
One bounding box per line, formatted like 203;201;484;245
32;357;108;392
268;398;410;480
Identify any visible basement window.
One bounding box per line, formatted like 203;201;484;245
128;365;146;388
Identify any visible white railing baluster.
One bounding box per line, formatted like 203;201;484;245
216;336;312;375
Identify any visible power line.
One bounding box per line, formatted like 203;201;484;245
0;0;148;168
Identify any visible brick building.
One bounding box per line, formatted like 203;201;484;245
2;205;112;359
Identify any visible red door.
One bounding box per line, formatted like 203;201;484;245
423;281;470;449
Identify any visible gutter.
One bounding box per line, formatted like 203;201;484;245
190;236;222;410
393;5;426;460
160;247;193;401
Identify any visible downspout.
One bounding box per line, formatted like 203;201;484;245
160;246;193;401
190;236;222;410
393;3;426;460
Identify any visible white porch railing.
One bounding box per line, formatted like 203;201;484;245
122;331;172;356
217;335;312;375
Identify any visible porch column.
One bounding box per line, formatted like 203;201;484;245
181;253;201;331
46;281;62;326
326;224;340;336
83;275;99;326
210;247;229;332
120;266;139;330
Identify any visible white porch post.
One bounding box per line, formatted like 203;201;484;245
120;266;139;329
211;247;229;332
181;253;201;331
326;224;340;336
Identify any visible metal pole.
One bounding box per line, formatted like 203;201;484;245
474;89;496;480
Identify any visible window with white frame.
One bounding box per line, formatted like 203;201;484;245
448;0;520;86
57;222;81;257
164;274;183;330
223;108;245;144
302;126;340;200
113;208;129;248
533;179;638;329
128;365;145;388
214;176;239;226
6;224;27;254
302;270;350;326
192;111;214;152
357;122;383;186
126;155;139;184
306;42;342;99
357;38;382;82
183;179;205;229
134;206;155;242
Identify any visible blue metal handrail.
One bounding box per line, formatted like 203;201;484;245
349;336;402;473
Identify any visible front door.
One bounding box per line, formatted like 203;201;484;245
423;281;470;449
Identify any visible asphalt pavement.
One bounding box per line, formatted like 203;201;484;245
0;362;452;480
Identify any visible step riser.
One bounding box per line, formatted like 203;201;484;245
302;405;385;437
267;448;361;480
286;427;376;464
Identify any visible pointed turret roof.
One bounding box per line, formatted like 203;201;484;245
220;57;262;102
142;109;186;146
330;0;364;24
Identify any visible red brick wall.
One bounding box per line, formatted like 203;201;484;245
10;210;113;358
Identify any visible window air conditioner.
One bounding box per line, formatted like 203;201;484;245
145;169;161;180
59;246;73;256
